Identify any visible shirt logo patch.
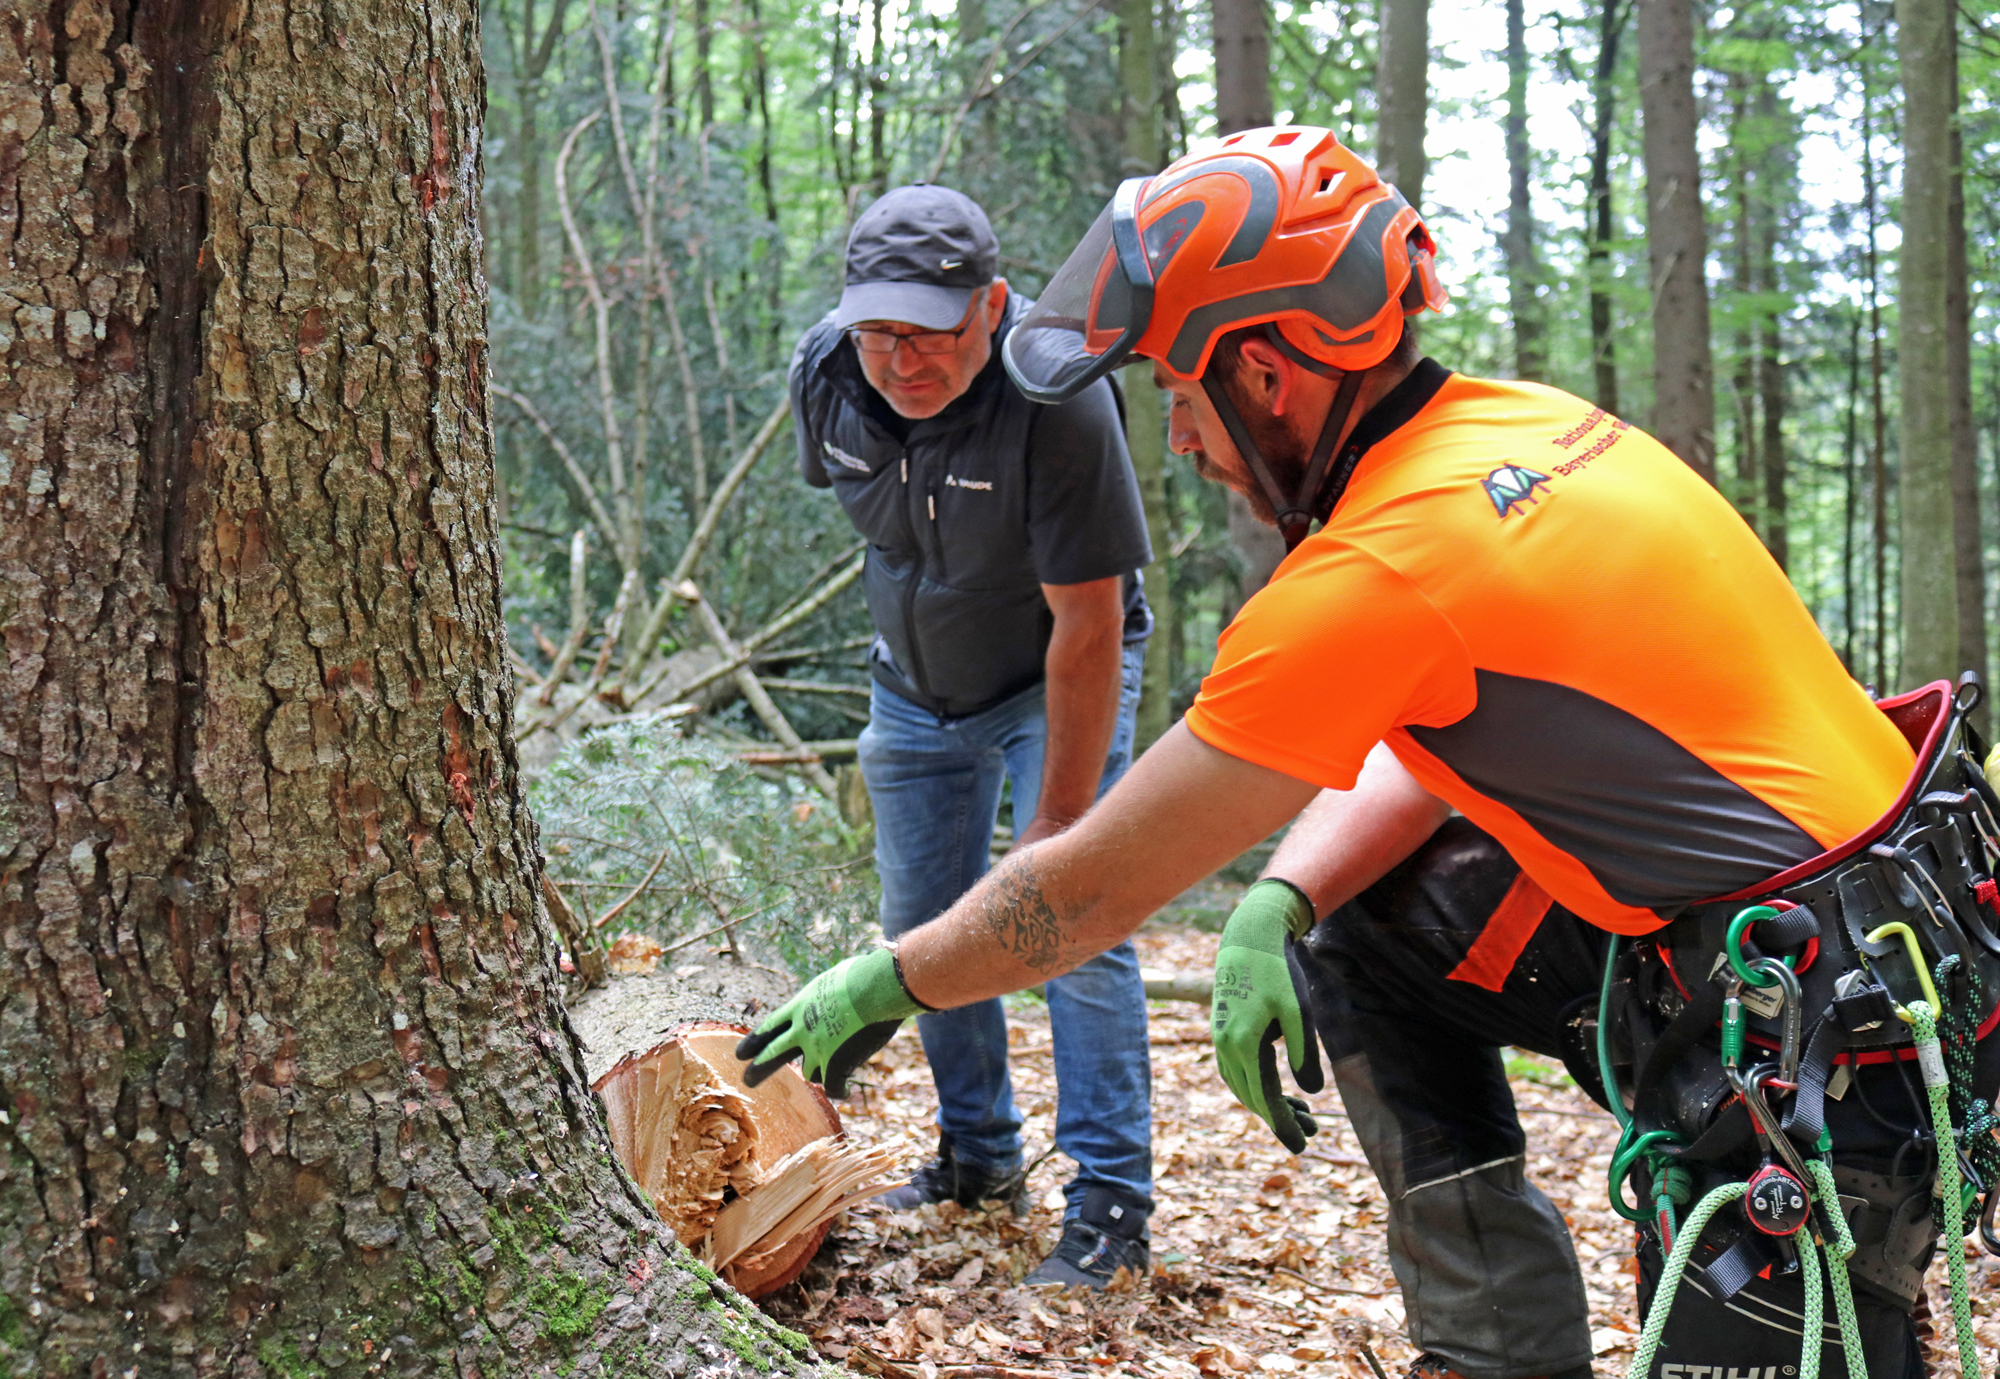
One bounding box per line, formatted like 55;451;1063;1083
945;474;992;491
1481;464;1552;518
825;442;870;473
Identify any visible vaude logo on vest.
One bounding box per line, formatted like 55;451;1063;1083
1656;1366;1794;1379
1481;464;1552;518
945;474;993;491
825;442;870;473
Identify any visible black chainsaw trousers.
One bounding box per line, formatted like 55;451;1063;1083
1289;819;1992;1379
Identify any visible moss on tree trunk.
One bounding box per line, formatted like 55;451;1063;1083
0;3;828;1374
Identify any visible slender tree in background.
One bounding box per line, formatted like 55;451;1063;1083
1727;71;1761;530
1636;0;1716;480
1122;0;1177;748
1504;0;1545;381
1587;0;1626;413
1212;0;1288;600
695;0;716;128
1376;0;1430;208
1946;29;1987;718
501;0;577;318
1898;0;1957;688
0;3;803;1371
1754;75;1789;572
1863;46;1891;690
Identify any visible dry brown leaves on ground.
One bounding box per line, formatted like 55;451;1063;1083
758;922;2000;1379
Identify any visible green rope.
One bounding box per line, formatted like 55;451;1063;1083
1798;1220;1827;1379
1933;953;2000;1230
1625;1182;1746;1379
1908;1000;1982;1379
1805;1157;1868;1379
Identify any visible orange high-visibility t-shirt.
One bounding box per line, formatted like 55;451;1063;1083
1183;363;1915;935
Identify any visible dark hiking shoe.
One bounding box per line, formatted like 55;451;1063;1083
877;1136;1027;1212
1024;1187;1151;1290
1405;1357;1592;1379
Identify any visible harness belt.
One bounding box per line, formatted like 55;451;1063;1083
1600;677;2000;1378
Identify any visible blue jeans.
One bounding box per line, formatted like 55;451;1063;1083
859;641;1153;1220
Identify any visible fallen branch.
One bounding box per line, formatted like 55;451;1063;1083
494;386;618;552
626;554;865;708
681;580;840;798
534;530;593;708
619;397;796;699
760;677;870;699
541;872;608;988
592;837;676;930
521;567;639;739
1140;970;1215;1005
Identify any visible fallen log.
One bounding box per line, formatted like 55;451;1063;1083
571;958;898;1298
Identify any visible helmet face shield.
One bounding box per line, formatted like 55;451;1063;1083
1002;179;1156;404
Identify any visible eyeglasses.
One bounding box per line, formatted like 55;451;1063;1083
847;319;977;356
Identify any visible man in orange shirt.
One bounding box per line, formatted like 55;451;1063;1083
739;130;2000;1378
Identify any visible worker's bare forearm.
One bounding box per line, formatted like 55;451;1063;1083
1029;579;1126;836
1264;742;1451;919
897;723;1324;1009
899;842;1128;1004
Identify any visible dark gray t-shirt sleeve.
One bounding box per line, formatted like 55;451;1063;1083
790;327;832;488
1024;376;1154;586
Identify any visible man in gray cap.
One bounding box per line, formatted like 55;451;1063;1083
788;185;1157;1288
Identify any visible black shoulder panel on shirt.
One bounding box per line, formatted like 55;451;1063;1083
1404;668;1822;912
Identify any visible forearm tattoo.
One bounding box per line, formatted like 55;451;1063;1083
981;852;1069;976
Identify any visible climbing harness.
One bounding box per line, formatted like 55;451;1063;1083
1604;676;2000;1379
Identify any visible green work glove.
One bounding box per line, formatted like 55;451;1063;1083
735;948;930;1098
1211;878;1325;1154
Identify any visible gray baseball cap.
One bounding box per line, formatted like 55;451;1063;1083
834;184;1000;330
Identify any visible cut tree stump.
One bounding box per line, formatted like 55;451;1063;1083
572;956;898;1297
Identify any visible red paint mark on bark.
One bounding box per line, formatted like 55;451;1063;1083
392;1025;421;1064
415;59;452;214
418;920;442;980
441;703;476;825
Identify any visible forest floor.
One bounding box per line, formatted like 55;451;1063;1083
759;893;2000;1379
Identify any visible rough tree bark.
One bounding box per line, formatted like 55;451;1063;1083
0;3;822;1375
1503;0;1543;382
1120;0;1175;750
1898;0;1957;688
1375;0;1429;210
1210;0;1286;600
1636;0;1715;480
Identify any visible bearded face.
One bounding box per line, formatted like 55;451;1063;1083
1186;372;1316;527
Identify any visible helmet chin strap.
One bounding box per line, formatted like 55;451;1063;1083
1200;363;1368;553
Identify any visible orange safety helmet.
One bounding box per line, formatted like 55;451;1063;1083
1004;126;1446;548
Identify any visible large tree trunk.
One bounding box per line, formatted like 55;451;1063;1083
1211;0;1271;135
1121;0;1176;751
1375;0;1429;210
1898;0;1957;688
1945;33;1986;724
1503;0;1542;381
1636;0;1716;480
1209;0;1287;601
1587;0;1624;413
0;4;815;1374
1726;73;1759;530
1752;73;1786;572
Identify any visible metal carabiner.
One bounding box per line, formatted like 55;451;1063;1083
1747;955;1803;1084
1735;1064;1819;1210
